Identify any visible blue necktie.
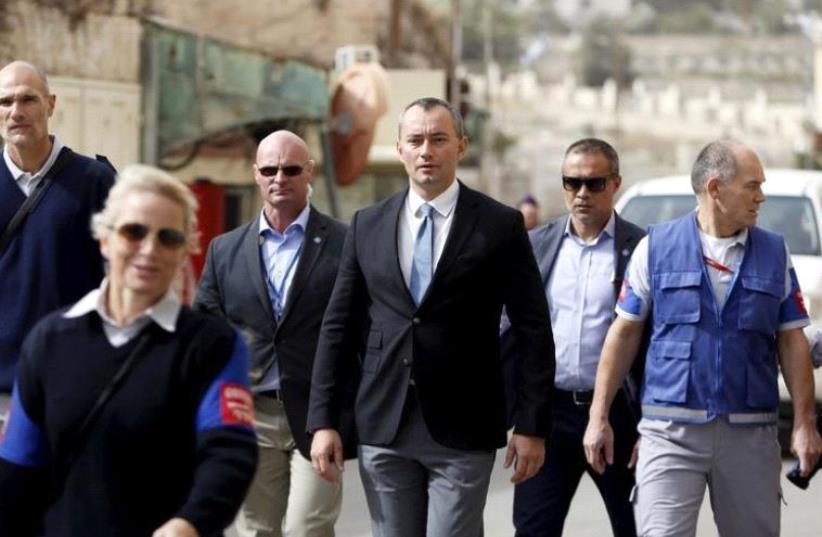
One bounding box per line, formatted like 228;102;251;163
409;203;434;306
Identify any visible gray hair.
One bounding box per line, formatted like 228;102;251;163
563;138;620;175
398;97;465;138
691;140;739;194
91;164;200;252
0;61;51;93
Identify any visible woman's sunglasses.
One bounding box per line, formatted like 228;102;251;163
113;222;187;249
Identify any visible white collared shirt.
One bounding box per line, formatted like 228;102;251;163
258;203;310;314
256;203;310;392
63;279;181;347
398;180;460;288
4;135;64;196
548;214;616;390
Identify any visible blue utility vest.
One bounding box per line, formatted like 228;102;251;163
642;212;785;425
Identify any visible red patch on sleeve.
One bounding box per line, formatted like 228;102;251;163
794;289;808;316
220;383;255;426
618;278;628;303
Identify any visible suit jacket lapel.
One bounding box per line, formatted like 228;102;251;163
612;212;639;296
278;207;326;325
242;219;276;324
430;182;480;284
536;216;568;285
375;190;415;307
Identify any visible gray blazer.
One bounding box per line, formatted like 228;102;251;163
195;207;357;460
501;211;646;423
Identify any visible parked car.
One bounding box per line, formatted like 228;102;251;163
615;170;822;450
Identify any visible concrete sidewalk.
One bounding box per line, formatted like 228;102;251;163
335;450;822;537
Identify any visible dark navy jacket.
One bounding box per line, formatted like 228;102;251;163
0;150;114;392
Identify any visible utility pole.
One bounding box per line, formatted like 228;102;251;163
388;0;402;66
480;0;494;195
450;0;462;110
483;0;493;108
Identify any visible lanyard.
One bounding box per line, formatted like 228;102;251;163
703;255;733;274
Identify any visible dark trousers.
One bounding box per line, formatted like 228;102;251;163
513;389;638;537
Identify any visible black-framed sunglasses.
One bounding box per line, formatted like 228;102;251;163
256;161;311;178
562;175;613;193
113;222;187;249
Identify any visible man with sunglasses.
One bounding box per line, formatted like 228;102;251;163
506;138;643;536
584;140;822;537
308;97;554;537
0;61;114;434
196;130;354;537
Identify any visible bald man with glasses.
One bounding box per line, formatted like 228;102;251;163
504;138;644;536
195;130;356;537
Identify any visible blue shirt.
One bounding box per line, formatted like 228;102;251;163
256;204;310;391
547;215;616;391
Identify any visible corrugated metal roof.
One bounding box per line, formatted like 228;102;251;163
143;21;329;160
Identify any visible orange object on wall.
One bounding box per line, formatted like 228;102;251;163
330;63;390;186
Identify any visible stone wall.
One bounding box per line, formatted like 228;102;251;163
0;0;143;82
156;0;390;68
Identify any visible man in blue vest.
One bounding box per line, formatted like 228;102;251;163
583;140;822;537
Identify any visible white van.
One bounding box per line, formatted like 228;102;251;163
614;170;822;410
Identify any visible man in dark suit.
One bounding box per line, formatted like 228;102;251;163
307;97;555;537
508;139;643;536
195;130;355;537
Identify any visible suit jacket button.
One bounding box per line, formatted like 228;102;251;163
402;358;411;366
412;317;421;325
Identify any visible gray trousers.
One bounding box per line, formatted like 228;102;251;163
359;395;495;537
0;393;10;432
634;418;781;537
233;395;342;537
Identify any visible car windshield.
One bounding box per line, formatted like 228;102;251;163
619;194;821;256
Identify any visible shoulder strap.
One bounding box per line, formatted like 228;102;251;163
56;330;153;483
0;147;76;257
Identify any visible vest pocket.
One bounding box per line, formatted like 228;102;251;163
646;340;691;403
746;354;779;408
655;271;701;324
738;276;782;334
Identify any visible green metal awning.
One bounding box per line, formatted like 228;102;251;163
141;21;329;163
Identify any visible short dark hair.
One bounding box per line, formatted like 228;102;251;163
563;138;620;175
398;97;465;138
691;140;739;194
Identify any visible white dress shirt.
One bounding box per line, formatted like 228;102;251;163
4;135;64;196
398;180;460;288
548;214;616;391
256;203;310;392
63;279;180;347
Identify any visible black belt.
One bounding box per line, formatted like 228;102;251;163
258;389;283;401
555;388;594;406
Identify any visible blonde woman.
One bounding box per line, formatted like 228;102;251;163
0;165;257;537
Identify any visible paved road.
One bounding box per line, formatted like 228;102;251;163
335;449;822;536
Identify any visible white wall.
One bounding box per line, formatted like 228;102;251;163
49;76;141;170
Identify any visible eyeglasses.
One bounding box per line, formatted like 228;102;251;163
112;223;187;249
562;175;613;193
256;161;311;178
